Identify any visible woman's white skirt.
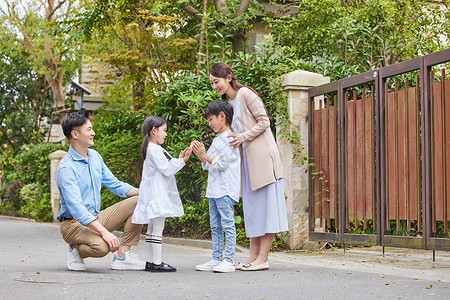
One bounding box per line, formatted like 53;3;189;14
241;145;289;238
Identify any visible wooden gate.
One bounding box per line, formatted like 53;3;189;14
308;49;450;251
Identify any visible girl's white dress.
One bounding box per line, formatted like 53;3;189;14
132;143;185;224
229;89;289;238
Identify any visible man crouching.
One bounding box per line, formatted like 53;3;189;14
57;110;145;271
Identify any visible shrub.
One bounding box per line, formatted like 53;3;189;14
0;182;22;216
91;111;147;210
1;143;67;220
19;183;53;222
4;143;68;191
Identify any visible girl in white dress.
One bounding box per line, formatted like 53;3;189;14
209;62;288;271
132;116;192;272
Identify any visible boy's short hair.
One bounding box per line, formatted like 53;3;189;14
205;100;234;126
62;109;91;140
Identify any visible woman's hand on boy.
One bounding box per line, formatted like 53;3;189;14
228;132;243;148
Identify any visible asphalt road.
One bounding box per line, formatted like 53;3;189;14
0;217;449;299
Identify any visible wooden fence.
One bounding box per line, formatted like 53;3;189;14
308;49;450;251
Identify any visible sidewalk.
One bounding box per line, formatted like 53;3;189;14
1;215;449;299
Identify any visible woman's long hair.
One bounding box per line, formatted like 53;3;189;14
209;62;259;101
140;115;166;160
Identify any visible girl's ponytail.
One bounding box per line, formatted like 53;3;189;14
140;134;150;160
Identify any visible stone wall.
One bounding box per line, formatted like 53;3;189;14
49;150;66;221
72;59;118;111
279;70;330;249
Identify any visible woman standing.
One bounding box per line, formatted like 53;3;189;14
209;62;288;271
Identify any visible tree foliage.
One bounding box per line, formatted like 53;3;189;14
63;0;264;110
67;0;198;110
0;0;81;113
267;0;449;79
0;20;54;164
176;0;260;53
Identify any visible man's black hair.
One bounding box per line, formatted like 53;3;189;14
62;109;91;140
205;100;234;126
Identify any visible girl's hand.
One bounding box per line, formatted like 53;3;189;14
180;147;192;162
228;132;243;148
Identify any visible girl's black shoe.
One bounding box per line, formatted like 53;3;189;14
145;261;177;272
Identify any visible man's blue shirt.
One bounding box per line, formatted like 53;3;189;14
56;146;132;226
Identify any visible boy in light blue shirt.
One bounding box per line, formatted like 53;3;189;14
192;100;241;273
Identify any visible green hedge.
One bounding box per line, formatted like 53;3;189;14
1;143;67;221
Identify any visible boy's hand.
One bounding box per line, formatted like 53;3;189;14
191;140;206;157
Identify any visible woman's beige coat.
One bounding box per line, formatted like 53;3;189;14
236;87;283;191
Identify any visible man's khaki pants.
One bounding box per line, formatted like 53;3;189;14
60;196;142;259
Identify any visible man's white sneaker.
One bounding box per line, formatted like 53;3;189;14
213;260;235;273
111;251;145;270
195;259;221;271
66;244;85;271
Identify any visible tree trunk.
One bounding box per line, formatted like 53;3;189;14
129;64;147;110
232;28;245;53
196;0;209;75
44;35;66;112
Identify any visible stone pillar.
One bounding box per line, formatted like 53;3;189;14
278;70;330;249
49;150;67;222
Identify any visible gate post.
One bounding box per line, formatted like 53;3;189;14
49;150;67;222
279;70;330;249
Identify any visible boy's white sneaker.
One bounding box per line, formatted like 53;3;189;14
195;259;221;271
111;251;145;270
213;260;235;273
66;244;85;271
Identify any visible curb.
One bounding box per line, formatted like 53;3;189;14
0;215;36;222
161;236;247;253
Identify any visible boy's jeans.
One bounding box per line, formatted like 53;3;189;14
209;195;236;263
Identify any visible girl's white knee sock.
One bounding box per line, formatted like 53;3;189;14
146;236;162;265
146;217;165;264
